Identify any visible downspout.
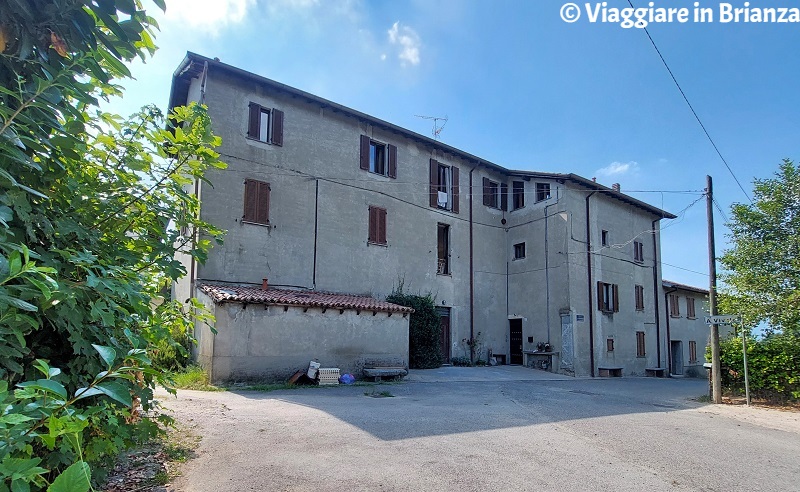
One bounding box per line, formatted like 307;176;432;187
312;179;319;289
585;190;597;377
651;218;662;369
469;166;477;365
664;286;678;375
544;188;560;343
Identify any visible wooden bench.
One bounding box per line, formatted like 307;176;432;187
645;367;667;378
363;367;408;382
598;366;623;377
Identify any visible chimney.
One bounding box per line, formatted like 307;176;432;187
592;177;596;182
612;183;620;192
262;278;269;290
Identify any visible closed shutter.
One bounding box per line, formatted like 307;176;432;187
387;144;397;179
243;179;270;224
271;108;284;146
429;159;438;207
258;181;270;224
597;281;604;310
378;208;387;244
360;135;370;171
368;206;376;243
501;183;508;211
452;166;460;214
612;284;619;312
483;177;491;206
247;102;260;139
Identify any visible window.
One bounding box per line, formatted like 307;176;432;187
243;179;270;225
483;178;500;209
669;294;680;317
368;206;387;245
686;297;696;319
512;181;525;210
633;241;644;262
535;182;551;202
597;281;619;313
607;338;614;352
247;103;283;145
601;230;609;247
636;331;646;357
437;224;450;275
360;135;396;178
429;159;459;212
513;242;526;259
635;284;645;311
689;340;697;363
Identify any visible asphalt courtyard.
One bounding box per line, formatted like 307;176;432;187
160;366;800;491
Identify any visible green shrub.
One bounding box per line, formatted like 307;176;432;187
716;331;800;401
450;356;471;367
386;288;441;369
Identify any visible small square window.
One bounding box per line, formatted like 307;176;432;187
607;338;614;352
601;230;609;247
535;183;551;202
513;242;526;259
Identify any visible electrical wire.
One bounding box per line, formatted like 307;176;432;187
628;0;753;204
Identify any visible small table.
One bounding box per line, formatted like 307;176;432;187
523;351;559;370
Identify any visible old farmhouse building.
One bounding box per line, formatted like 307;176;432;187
170;52;716;381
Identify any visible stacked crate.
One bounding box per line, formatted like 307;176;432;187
318;368;341;385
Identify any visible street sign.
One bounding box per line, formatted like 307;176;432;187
704;315;739;325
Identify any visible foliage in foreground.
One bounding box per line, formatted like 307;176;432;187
716;332;800;401
386;287;441;369
0;0;226;489
169;366;224;392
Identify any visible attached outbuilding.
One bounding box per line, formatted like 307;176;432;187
194;283;412;382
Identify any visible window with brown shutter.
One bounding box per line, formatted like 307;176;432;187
429;159;459;213
368;206;387;245
483;178;499;208
669;294;681;317
359;136;396;178
636;331;646;357
247;103;283;144
597;281;619;312
243;179;270;225
607;338;614;352
686;297;696;319
635;284;645;311
689;340;697;363
634;241;644;262
512;181;525;210
271;109;284;146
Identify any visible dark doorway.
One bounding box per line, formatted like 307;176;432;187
671;340;684;375
509;319;523;365
437;307;451;364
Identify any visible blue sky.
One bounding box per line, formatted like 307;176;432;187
109;0;800;290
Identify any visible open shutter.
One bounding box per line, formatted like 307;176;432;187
429;159;438;207
378;208;387;244
612;284;619;312
483;178;491;206
360;135;370;171
271;108;284;146
244;179;258;222
452;166;460;214
368;207;376;243
387;144;397;179
258;181;270;224
597;281;604;310
501;183;508;211
247;103;260;139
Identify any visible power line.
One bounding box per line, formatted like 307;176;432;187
628;0;752;204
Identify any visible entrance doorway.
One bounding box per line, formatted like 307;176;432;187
671;340;684;375
509;319;523;365
436;307;451;364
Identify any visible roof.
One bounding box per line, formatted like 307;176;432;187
169;52;675;220
663;280;709;295
198;284;414;314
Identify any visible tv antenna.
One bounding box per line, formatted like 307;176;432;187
415;114;448;140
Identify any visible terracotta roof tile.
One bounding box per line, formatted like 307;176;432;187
198;284;414;314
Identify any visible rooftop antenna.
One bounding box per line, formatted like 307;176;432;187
415;114;448;140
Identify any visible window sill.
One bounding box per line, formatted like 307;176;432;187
635;308;645;312
245;136;272;145
512;257;525;261
436;272;452;277
687;316;697;320
241;220;272;228
637;356;646;359
634;259;644;264
512;206;525;212
367;241;388;247
670;315;681;318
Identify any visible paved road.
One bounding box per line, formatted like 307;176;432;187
161;367;800;492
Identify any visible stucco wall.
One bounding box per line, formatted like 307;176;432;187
195;292;410;382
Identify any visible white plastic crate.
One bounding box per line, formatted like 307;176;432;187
318;368;340;385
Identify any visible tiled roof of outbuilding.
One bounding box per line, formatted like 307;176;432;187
198;284;414;314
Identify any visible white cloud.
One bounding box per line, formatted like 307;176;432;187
596;161;639;177
162;0;255;35
387;22;421;67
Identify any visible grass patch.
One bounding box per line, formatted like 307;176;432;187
364;389;394;398
170;365;225;391
696;394;712;403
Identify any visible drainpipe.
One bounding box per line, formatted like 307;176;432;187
585;190;597;377
664;286;678;375
312;179;319;289
469;166;476;365
651;218;662;369
544;188;560;343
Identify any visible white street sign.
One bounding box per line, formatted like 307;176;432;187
705;315;739;325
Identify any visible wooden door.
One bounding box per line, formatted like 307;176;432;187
437;308;451;364
509;319;523;365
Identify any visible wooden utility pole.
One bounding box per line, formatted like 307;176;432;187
706;175;722;403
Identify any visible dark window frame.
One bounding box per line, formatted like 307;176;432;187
512;181;525;210
597;281;619;313
686;297;696;319
513;242;526;260
635;284;645;311
634;240;644;263
483;178;500;209
535;182;551;202
607;338;614;352
367;206;387;246
601;230;609;247
360;135;396;178
437;223;450;275
247;102;283;146
636;331;646;358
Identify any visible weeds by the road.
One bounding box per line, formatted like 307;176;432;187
170;365;226;391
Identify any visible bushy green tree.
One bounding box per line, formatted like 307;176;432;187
386;289;441;369
0;1;226;489
719;159;800;335
716;332;800;401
